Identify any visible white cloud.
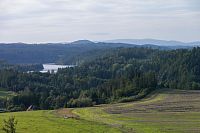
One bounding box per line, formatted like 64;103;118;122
0;0;199;43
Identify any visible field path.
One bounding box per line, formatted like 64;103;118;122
72;89;200;133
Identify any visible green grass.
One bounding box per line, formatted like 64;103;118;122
0;111;120;133
74;108;200;133
73;89;200;133
1;89;200;133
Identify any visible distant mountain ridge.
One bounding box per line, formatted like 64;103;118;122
0;39;199;64
104;39;200;46
1;39;199;47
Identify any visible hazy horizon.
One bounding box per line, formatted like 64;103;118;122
0;38;200;44
0;0;200;43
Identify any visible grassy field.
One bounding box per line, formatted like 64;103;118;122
0;89;200;133
73;89;200;133
0;110;120;133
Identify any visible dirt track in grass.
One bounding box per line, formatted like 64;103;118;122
72;89;200;133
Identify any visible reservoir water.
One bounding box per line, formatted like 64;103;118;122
40;63;74;73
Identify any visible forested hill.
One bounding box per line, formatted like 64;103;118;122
0;40;195;64
0;47;200;111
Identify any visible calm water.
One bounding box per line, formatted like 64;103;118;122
40;63;74;73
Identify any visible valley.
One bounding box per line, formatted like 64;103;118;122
0;42;200;133
1;0;199;132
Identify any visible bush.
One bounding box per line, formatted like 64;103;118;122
2;116;17;133
67;97;93;108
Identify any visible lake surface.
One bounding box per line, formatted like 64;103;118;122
40;63;75;73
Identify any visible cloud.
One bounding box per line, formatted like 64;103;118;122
91;32;111;36
0;0;199;43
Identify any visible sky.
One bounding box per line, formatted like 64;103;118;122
0;0;200;43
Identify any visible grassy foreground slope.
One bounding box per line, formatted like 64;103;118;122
0;89;200;133
73;89;200;133
0;110;120;133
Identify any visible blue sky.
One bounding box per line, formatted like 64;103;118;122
0;0;199;43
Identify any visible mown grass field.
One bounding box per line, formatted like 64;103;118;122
0;89;200;133
0;110;120;133
73;89;200;133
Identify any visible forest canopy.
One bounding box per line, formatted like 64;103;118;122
0;47;200;111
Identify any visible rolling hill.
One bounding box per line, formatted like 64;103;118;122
104;39;200;46
1;89;200;133
0;39;198;64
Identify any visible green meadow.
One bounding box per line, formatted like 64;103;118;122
1;89;200;133
0;111;120;133
74;89;200;133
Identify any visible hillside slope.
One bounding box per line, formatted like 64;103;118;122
0;40;196;64
0;110;120;133
105;39;200;46
73;89;200;133
1;89;200;133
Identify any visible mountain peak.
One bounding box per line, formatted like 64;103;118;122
70;40;94;45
